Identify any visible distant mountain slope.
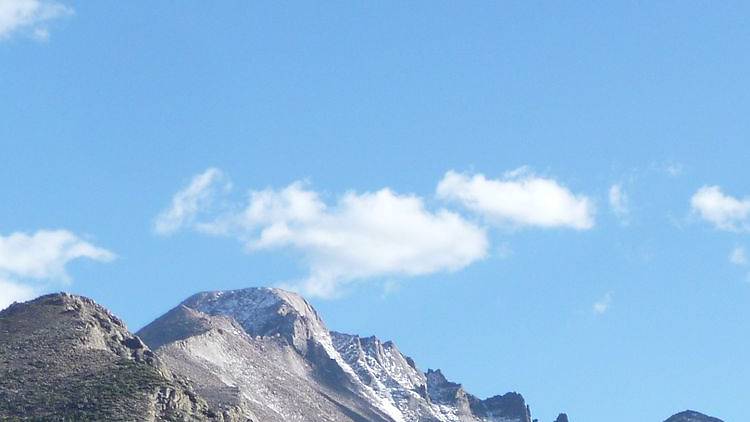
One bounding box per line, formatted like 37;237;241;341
139;297;392;422
0;293;233;421
664;410;724;422
139;287;541;422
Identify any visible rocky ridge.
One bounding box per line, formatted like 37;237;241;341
0;289;727;422
0;293;237;421
140;287;541;422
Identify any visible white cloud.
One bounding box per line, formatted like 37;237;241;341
690;186;750;231
593;292;613;315
608;184;630;223
0;277;36;311
159;170;488;298
154;168;230;235
0;229;115;281
0;0;72;40
0;229;114;310
730;246;748;266
436;170;595;230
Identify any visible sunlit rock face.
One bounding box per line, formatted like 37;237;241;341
1;287;569;422
140;287;540;422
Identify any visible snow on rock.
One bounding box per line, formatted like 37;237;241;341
142;287;539;422
178;287;406;422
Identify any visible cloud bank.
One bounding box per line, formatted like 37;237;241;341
436;170;595;230
157;173;488;298
157;168;598;297
691;186;750;231
0;0;72;41
0;229;115;310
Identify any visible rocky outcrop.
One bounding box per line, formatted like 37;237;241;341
469;392;532;422
0;293;233;421
553;413;569;422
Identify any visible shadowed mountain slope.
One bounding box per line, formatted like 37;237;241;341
0;293;237;421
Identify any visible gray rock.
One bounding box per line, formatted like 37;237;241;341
0;293;234;421
3;288;712;422
553;413;569;422
664;410;724;422
142;287;537;422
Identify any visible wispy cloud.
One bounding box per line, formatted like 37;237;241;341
664;162;684;178
154;168;230;235
690;186;750;231
0;229;115;310
608;184;630;224
436;169;595;230
730;246;748;266
156;169;488;298
593;292;613;315
158;167;600;297
0;0;73;41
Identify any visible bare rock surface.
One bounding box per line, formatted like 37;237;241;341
0;293;233;421
0;288;721;422
140;287;540;422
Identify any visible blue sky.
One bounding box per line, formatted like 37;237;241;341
1;2;749;421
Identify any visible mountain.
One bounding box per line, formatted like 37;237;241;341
138;295;394;421
0;293;237;421
664;410;724;422
138;287;541;422
0;288;722;421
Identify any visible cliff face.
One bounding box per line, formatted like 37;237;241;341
0;293;234;421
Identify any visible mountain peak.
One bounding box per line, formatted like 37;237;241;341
0;293;224;420
664;410;724;422
425;368;469;406
554;413;569;422
179;287;329;356
1;293;145;361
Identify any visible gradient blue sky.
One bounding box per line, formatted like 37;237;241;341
1;2;749;421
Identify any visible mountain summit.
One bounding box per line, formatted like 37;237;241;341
663;410;724;422
138;287;541;422
0;293;232;421
0;288;724;421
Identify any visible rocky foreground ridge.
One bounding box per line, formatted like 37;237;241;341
0;288;725;422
